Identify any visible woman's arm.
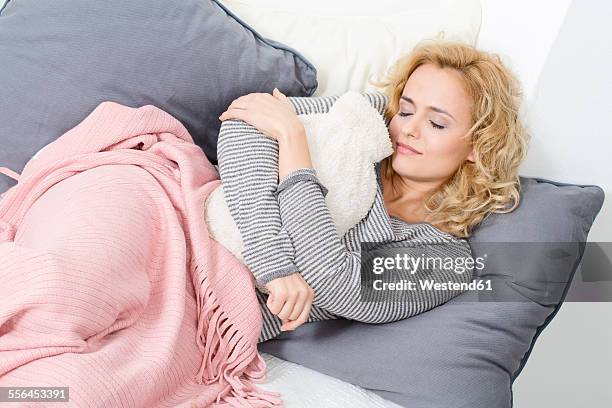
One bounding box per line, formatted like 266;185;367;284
219;89;469;326
274;164;474;323
216;90;387;287
278;91;389;179
276;91;473;322
217;121;300;287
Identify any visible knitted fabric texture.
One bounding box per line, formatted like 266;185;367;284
0;101;280;407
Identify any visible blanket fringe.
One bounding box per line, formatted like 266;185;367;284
192;263;281;407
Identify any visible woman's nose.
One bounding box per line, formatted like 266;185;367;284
401;115;422;139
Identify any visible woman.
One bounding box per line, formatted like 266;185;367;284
217;39;528;342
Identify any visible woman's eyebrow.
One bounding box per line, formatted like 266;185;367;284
400;95;455;121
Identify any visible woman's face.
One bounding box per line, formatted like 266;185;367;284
387;63;474;185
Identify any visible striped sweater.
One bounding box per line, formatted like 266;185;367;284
217;91;473;343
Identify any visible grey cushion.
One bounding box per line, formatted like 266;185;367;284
259;177;605;408
0;0;317;194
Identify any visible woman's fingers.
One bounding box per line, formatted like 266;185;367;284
281;285;314;331
230;92;273;109
277;293;298;321
266;290;286;316
225;90;285;116
265;274;315;331
272;88;286;100
287;288;307;321
281;291;313;331
219;108;252;122
273;88;296;114
219;89;301;142
220;95;256;119
273;89;290;105
227;94;256;110
218;96;272;129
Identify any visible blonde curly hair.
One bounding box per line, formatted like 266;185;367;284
371;39;529;238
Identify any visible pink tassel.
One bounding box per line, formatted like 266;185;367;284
190;259;281;407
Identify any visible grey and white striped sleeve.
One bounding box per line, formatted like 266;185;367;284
287;91;389;117
274;167;474;324
216;91;388;287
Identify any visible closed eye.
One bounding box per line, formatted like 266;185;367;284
398;112;445;130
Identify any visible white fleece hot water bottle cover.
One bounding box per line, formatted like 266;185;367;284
205;91;393;263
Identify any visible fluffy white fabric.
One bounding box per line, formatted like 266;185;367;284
205;91;393;263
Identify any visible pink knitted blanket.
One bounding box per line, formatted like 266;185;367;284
0;102;281;407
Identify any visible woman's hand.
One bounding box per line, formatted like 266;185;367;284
265;273;315;331
219;88;302;143
220;88;313;178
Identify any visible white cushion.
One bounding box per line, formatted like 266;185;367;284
258;352;402;408
205;91;392;263
220;0;482;96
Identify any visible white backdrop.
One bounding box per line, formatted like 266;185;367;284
477;0;572;106
478;0;610;242
479;1;612;407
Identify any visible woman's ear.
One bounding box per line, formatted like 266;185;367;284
466;149;475;163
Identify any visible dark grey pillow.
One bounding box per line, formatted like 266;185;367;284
259;177;605;408
0;0;317;194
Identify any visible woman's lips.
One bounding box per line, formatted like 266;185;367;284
396;142;422;155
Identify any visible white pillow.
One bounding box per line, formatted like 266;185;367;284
205;92;393;263
219;0;482;96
